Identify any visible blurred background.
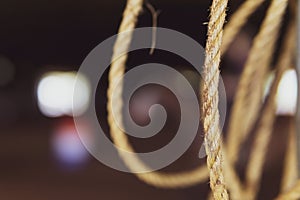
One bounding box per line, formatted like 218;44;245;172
0;0;296;199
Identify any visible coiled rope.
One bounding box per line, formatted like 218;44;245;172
244;18;296;200
226;0;289;165
106;0;299;199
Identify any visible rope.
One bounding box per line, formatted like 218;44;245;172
145;2;160;55
106;1;298;198
281;117;298;192
281;1;298;191
243;17;295;200
107;0;209;189
275;180;300;200
226;0;289;165
218;0;275;198
222;145;243;200
202;0;229;199
221;0;266;53
294;0;300;177
216;1;293;198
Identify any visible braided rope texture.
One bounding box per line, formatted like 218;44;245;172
202;0;229;199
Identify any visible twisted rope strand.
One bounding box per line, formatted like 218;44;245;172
107;0;209;188
221;0;266;53
222;145;244;200
244;18;295;200
281;117;298;192
275;180;300;200
202;0;229;199
226;0;289;165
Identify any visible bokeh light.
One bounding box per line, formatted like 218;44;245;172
276;69;298;116
264;69;298;116
37;71;90;117
52;119;90;169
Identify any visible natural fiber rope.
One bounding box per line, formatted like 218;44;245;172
214;1;269;197
221;0;266;53
296;2;300;177
202;0;229;199
222;145;244;200
106;1;299;199
281;3;298;193
281;116;298;192
243;18;295;199
276;180;300;200
221;10;295;200
107;0;209;189
226;0;289;165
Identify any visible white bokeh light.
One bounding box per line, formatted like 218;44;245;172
264;69;298;116
52;121;90;167
37;71;90;117
276;69;298;116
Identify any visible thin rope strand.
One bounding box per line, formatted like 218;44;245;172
226;0;289;165
281;117;298;192
145;2;160;55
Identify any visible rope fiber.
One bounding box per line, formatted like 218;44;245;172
201;0;229;199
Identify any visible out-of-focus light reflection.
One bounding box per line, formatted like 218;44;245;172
37;71;90;117
276;69;298;116
264;69;298;116
0;56;15;86
52;119;89;169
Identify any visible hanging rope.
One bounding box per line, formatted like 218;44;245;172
216;1;294;199
226;0;289;165
243;18;295;199
293;0;300;178
281;117;298;193
202;0;229;199
280;2;298;193
222;145;243;200
107;0;209;189
106;1;300;199
221;0;266;53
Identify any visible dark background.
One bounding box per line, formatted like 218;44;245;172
0;0;293;199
